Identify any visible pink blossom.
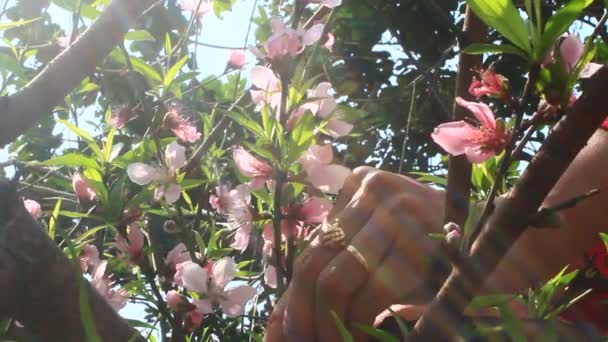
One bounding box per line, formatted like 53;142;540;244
166;243;192;271
298;144;351;194
262;223;277;257
251;17;325;61
166;290;183;311
23;199;41;219
109;105;138;129
179;257;257;317
227;50;247;69
264;265;277;289
291;82;352;137
79;244;101;273
72;173;97;203
184;310;205;332
322;32;335;50
431;97;511;163
178;0;212;17
544;34;603;75
209;184;254;252
163;106;201;143
468;68;509;100
166;290;196;313
127;142;187;204
90;261;128;311
249;66;282;112
281;196;332;238
115;224;145;264
233;147;273;189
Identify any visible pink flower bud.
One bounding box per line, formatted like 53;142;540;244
227;50;247;69
23;199;41;219
72;173;97;203
166;290;186;312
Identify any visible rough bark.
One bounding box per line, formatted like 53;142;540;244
443;5;486;226
0;179;144;341
0;0;155;147
410;67;608;340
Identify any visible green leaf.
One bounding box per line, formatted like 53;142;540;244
40;153;101;170
352;323;400;342
330;310;355;342
66;240;102;342
0;18;40;31
48;199;62;239
57;119;104;160
226;111;268;141
104;127;116;163
540;0;594;61
164;55;189;88
75;225;111;245
497;303;526;342
181;179;206;190
125;30;156;42
462;43;528;58
290;111;316;148
468;0;532;53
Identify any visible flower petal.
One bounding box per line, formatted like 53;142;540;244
165;142;187;170
251;66;279;91
455;97;496;129
212;256;237;289
300;196;332;223
166;243;191;269
181;262;208;293
464;146;495;164
127;163;161;185
560;35;583;71
264;266;277;289
302;23;325;46
431;121;477;156
307;164;351;194
230;227;251;253
192;299;214;315
221;286;257;317
326;119;353;138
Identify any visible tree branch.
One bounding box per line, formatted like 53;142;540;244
0;0;155;147
0;178;144;341
410;66;608;340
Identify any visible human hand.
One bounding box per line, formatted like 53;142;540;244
264;166;446;341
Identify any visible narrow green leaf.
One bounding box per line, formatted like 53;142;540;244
164;55;189;87
540;0;594;61
57;119;104;160
0;18;40;30
330;310;355;342
104;127;115;163
40;153;101;170
66;239;102;342
226;111;268;140
352;323;400;342
468;0;532;53
125;30;156;42
462;43;528;58
48;199;62;239
497;303;526;342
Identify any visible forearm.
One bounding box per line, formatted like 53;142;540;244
484;129;608;294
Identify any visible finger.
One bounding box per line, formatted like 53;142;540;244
346;196;443;341
314;194;421;342
283;179;377;340
282;168;371;341
263;289;289;342
330;166;377;218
